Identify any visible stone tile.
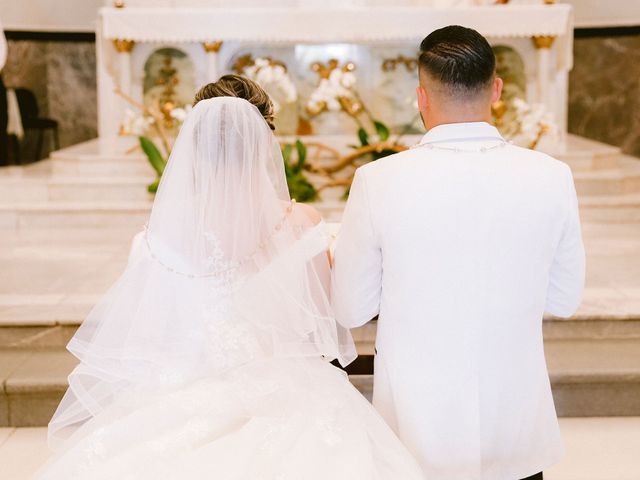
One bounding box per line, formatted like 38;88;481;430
547;417;640;480
5;350;77;428
8;390;66;428
546;339;640;416
0;302;94;328
553;382;640;417
0;427;50;479
0;428;15;448
0;326;77;349
0;350;31;426
545;339;640;380
544;318;640;340
5;349;77;394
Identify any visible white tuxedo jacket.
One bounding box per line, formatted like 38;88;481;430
331;122;585;480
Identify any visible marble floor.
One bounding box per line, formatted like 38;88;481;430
1;418;639;479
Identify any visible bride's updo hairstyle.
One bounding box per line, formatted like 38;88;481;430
194;74;276;130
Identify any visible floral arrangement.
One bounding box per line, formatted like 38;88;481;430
118;89;192;193
306;61;358;116
236;56;298;114
293;59;407;198
306;59;397;157
494;97;557;150
511;98;557;149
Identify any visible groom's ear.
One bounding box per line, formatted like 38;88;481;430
491;77;503;104
416;85;428;112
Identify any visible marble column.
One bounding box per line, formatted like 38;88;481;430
203;41;223;82
112;39;135;96
532;35;555;107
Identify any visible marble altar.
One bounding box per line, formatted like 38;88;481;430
96;1;573;152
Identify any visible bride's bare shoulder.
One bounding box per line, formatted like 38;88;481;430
293;202;323;225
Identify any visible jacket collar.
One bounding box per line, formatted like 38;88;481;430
418;121;504;145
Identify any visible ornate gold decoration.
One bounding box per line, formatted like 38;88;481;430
113;0;125;7
532;35;556;49
495;0;510;4
491;100;508;129
307;59;361;117
381;55;417;72
231;54;288;74
156;55;180;128
202;41;223;53
286;140;408;195
113;39;135;53
543;0;556;4
311;59;355;80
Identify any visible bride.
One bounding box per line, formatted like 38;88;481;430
35;77;424;479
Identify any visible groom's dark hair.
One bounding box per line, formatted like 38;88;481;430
419;25;496;98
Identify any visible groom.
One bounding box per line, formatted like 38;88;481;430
332;26;585;480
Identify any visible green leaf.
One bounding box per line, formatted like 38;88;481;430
373;120;390;141
357;127;369;147
295;140;307;170
281;140;317;202
147;178;160;193
286;173;318;202
139;136;166;177
282;143;293;164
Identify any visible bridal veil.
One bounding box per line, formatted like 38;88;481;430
48;97;356;448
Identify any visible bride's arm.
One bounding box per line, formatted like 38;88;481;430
294;202;333;268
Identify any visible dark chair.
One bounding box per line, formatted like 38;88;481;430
14;88;60;161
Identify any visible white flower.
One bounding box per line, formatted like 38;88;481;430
510;97;557;146
307;67;358;115
340;71;356;89
240;57;298;113
121;109;152;136
327;98;342;112
170;107;187;122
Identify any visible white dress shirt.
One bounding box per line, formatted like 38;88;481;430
332;122;585;480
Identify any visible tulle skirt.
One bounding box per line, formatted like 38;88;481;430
35;357;424;479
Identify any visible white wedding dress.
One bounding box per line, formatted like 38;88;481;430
35;97;423;479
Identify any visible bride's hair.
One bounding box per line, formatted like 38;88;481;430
194;74;276;130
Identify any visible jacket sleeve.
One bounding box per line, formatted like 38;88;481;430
545;165;586;317
331;168;382;328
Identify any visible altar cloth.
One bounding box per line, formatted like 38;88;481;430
101;5;572;44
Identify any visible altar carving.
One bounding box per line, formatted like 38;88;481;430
97;1;573;157
143;48;196;115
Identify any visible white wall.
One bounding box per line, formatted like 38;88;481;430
563;0;640;28
0;0;103;32
0;0;638;32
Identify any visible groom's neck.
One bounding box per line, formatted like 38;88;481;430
423;105;493;131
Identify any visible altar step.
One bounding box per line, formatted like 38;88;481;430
0;135;639;230
0;177;155;204
572;156;640;196
0;194;638;230
1;337;639;427
0;300;639;350
0;202;151;230
554;134;623;172
2;166;638;204
350;336;640;418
